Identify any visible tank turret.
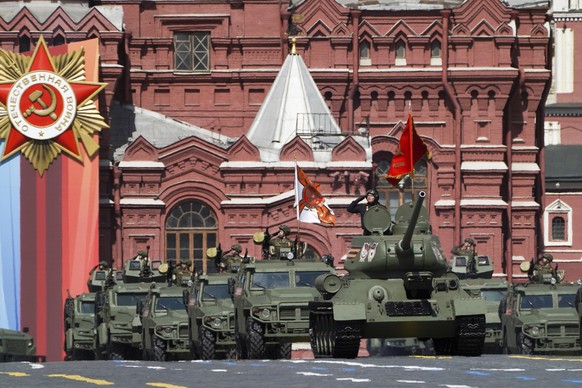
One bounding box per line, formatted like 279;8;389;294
344;191;448;281
309;190;486;359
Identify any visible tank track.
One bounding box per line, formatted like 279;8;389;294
456;314;486;356
434;314;485;356
309;302;361;359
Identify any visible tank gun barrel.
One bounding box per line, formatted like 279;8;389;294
398;191;426;252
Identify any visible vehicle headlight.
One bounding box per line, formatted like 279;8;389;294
211;317;223;328
260;308;271;319
524;324;542;336
287;252;294;260
28;340;34;348
156;326;174;337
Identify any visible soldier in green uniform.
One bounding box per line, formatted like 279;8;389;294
269;225;293;260
534;253;553;271
451;238;477;274
173;259;192;285
220;244;244;272
89;260;109;275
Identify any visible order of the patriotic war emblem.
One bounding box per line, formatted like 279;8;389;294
0;36;107;175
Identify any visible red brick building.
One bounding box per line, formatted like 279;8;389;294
3;0;573;282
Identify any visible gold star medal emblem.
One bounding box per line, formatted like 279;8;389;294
0;36;107;175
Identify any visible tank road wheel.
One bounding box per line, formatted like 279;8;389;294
246;316;265;359
309;302;334;358
517;332;534;355
455;315;486;356
152;336;167;362
200;326;216;360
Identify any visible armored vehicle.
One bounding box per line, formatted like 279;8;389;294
87;268;124;292
450;255;509;353
139;284;189;361
122;257;168;284
499;282;581;355
309;191;487;358
186;273;236;360
94;282;150;360
231;258;335;359
0;328;44;362
64;292;96;360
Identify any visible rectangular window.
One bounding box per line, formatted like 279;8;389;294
174;32;210;72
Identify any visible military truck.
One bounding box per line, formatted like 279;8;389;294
186;273;236;360
450;254;509;353
94;281;151;360
0;328;44;362
499;282;581;355
139;284;189;361
231;258;335;359
309;191;487;358
64;292;96;360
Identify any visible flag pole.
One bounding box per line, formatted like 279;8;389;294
409;110;415;200
295;160;301;259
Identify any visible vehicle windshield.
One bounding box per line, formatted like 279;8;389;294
520;294;552;309
116;293;148;306
480;289;506;302
252;272;290;289
80;301;95;314
295;271;329;287
155;297;184;311
558;294;576;308
202;284;231;301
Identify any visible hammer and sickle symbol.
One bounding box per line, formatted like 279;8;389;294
23;84;58;120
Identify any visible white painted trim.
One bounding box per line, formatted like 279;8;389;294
544;199;573;246
119;161;165;168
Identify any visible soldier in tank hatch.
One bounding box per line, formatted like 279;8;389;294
347;189;391;235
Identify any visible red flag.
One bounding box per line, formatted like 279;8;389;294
386;114;428;186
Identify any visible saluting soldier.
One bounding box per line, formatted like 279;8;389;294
173;259;192;285
451;238;477;274
269;225;293;260
220;244;244;272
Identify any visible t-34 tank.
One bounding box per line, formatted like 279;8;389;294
309;191;486;358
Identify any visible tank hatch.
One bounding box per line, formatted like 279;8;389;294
362;206;391;235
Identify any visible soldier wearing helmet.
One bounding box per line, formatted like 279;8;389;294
347;188;390;235
220;244;244;272
269;225;294;259
451;238;477;275
535;253;553;271
173;259;192;286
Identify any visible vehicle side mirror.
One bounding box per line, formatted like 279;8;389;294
182;289;190;308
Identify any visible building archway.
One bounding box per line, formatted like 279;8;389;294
165;200;218;273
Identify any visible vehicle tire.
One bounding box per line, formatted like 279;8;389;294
200;326;216;360
108;342;126;360
224;347;237;360
271;342;291;360
517;332;533;355
246;316;265;359
152;336;167;362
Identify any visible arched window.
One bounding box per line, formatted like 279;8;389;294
395;40;406;65
430;40;442;65
53;35;66;46
551;216;565;240
19;35;30;53
359;41;371;66
376;158;428;216
165;201;218;273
